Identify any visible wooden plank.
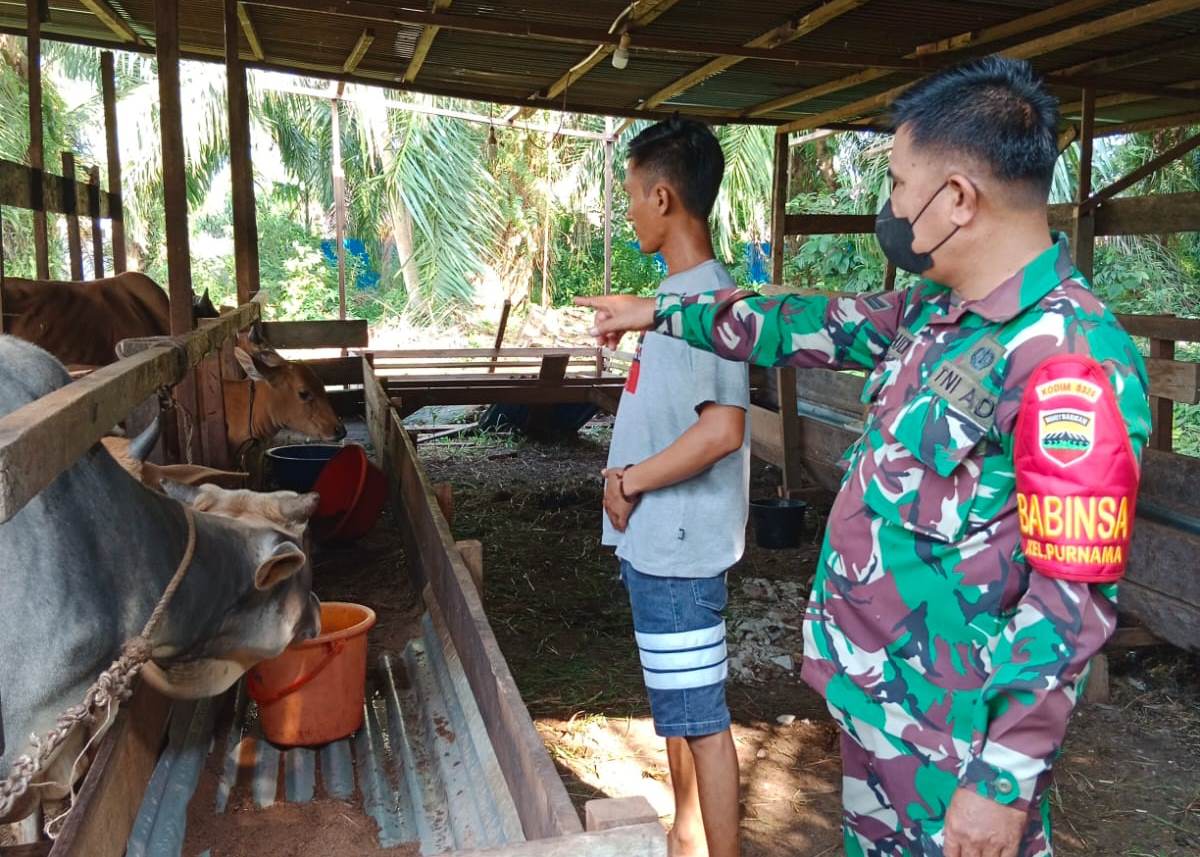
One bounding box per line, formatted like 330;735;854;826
456;536;484;593
236;2;266;61
89;165;105;277
371;346;597;359
585;797;660;833
101;51;126;273
155;0;193;337
797;368;867;416
1084;128;1200;212
1124;518;1200;652
489;298;512;374
27;0;48;279
0;843;52;857
1146;357;1200;404
527;354;571;435
390;386;609;408
197;353;231;468
261;319;368;349
370;364;584;839
784;212;874;235
0;159;115;218
1149;338;1175;451
363;354;388;455
61;152;84;280
46;685;171;857
0;300;260;523
1092;191;1200;235
637;0;870;111
404;0;451;83
387;374;625;389
771;132;788;283
382;359;597;372
305;355;365;386
78;0;143;44
226;0;261;303
441;823;664;857
342;27;375;73
776;367;802;494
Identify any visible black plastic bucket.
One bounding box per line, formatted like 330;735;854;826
266;443;343;492
749;498;808;549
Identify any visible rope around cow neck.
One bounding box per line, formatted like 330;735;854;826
0;506;198;826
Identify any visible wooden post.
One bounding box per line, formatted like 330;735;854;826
883;262;897;291
331;87;348;321
89;165;105;277
155;0;202;464
1149;337;1176;451
456;539;484;595
776;367;803;496
488;298;511;374
62;152;84;280
770;131;789;284
1073;86;1096;281
28;0;49;279
101;51;127;273
225;0;261;304
604;116;614;296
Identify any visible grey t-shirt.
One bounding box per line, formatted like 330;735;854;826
603;259;751;578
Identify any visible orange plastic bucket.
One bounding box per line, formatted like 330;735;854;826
247;602;376;746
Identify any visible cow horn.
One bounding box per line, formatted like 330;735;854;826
128;415;162;462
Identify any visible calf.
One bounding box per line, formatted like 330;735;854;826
0;336;322;823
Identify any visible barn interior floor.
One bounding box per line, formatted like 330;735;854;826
124;481;525;857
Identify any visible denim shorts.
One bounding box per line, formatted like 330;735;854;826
619;560;731;738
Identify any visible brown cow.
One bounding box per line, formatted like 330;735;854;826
225;346;346;458
1;272;218;366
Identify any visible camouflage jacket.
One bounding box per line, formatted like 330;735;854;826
653;234;1152;811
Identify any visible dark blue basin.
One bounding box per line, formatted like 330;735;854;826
266;443;343;492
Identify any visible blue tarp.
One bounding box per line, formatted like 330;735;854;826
320;238;381;289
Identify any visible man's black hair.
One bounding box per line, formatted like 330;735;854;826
889;55;1059;202
626;117;725;219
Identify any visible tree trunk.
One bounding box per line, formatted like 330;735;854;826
814;137;838;194
540;198;552;308
392;198;429;317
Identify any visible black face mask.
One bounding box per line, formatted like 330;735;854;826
874;182;960;275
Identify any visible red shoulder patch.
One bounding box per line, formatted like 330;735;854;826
1014;355;1139;584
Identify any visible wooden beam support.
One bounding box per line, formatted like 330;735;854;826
89;165;105;277
154;0;194;336
488;298;512;374
774;0;1200;133
1051;31;1198;79
604;116;613;295
1099;108;1200;136
776;367;803;494
342;26;375;74
1083;128;1200;211
260;318;369;348
27;0;48;279
78;0;143;45
749;0;1111;118
331;86;347;321
226;0;261;303
1117;313;1200;341
637;0;870;111
1074;87;1096;281
61;151;84;280
101;51;126;272
770;131;788;284
404;0;450;83
236;2;266;61
1149;339;1176;451
0;158;115;217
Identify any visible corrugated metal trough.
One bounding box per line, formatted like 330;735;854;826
124;611;525;856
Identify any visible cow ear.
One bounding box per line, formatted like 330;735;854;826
235;346;266;381
161;478;202;506
255;538;307;590
280;491;320;524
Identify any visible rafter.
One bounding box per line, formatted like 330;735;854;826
343;27;375;73
636;0;871;112
236;2;265;61
504;0;682;121
1100;108;1200;136
1060;79;1200;117
79;0;143;45
775;0;1200;134
747;0;1112;118
404;0;451;84
1054;31;1198;78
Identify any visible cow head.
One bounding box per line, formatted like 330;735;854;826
234;346;346;442
103;416;250;491
141;479;323;699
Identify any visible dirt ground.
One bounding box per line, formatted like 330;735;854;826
419;418;1200;857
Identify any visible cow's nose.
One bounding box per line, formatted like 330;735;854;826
293;593;322;643
333;422;347;441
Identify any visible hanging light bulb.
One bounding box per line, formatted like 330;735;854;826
612;32;631;70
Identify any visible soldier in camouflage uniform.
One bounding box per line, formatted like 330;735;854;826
579;56;1151;857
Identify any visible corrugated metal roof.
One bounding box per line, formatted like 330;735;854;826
3;0;1200;131
124;611;525;856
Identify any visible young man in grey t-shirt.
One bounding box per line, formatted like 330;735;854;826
599;118;749;857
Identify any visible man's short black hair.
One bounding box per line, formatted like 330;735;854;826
889;55;1059;202
626;117;725;219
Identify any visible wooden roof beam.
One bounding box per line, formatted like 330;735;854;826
79;0;144;45
236;2;265;61
1053;31;1198;78
636;0;872;112
343;26;375;74
775;0;1200;134
404;0;451;84
502;0;690;122
1100;108;1200;136
747;0;1113;118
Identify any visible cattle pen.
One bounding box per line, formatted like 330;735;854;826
1;0;1200;855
